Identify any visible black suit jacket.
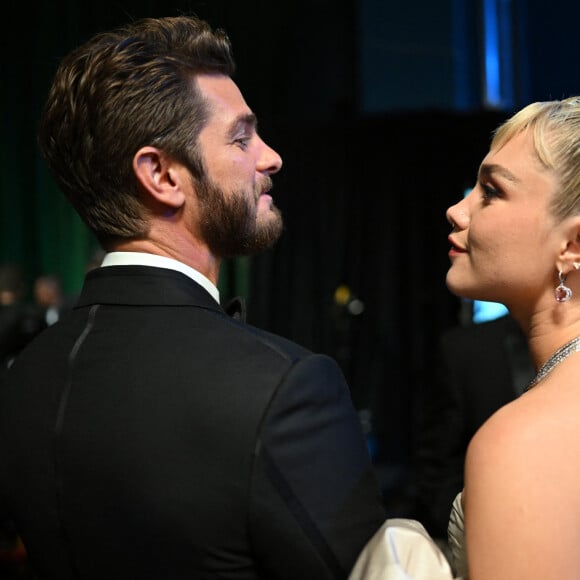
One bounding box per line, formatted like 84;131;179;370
415;314;534;537
0;266;385;579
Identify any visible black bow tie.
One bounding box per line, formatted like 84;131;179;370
222;296;246;322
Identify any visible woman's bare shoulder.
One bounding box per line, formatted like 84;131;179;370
466;375;580;508
463;374;580;578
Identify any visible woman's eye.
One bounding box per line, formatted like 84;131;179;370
481;183;500;200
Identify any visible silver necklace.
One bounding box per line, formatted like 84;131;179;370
525;336;580;392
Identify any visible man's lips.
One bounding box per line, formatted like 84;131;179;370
259;177;273;196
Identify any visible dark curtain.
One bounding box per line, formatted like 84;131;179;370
248;110;506;486
2;4;113;295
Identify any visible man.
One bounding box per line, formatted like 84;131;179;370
0;16;385;580
0;264;45;371
33;274;76;326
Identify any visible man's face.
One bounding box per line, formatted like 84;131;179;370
191;74;283;258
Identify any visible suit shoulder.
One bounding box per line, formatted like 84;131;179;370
214;314;313;364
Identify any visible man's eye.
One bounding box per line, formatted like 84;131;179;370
234;137;250;148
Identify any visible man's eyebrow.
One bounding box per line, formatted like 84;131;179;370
227;113;257;137
478;163;519;183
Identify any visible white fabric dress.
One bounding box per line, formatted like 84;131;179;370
349;518;458;580
447;492;467;579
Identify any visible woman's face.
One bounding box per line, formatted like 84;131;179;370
446;129;560;310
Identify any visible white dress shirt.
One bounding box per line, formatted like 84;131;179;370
100;252;220;304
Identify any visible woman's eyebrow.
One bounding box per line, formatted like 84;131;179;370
478;162;520;183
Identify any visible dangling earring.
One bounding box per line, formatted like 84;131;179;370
555;271;572;302
574;262;580;270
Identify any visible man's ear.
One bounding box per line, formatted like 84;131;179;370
133;146;186;209
557;217;580;273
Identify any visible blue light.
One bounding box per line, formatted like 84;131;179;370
483;0;501;107
483;0;514;110
473;300;509;324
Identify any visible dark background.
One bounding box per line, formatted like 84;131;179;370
2;0;579;511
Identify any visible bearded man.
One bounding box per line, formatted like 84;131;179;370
0;16;385;580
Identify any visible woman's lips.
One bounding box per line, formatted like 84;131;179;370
448;236;467;255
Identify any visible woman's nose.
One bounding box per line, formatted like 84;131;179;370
446;196;471;230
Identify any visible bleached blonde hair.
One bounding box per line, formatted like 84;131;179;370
491;96;580;220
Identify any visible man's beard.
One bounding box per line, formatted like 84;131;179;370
194;175;283;259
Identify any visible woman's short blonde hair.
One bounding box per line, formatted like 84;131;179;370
491;96;580;220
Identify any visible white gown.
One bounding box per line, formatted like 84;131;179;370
348;517;460;580
447;492;467;579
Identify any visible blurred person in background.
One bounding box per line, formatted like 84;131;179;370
33;274;76;326
0;264;45;371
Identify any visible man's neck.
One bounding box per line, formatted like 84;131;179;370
110;238;221;286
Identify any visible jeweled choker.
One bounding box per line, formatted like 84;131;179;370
524;336;580;392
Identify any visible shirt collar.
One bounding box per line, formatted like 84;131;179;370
100;252;220;304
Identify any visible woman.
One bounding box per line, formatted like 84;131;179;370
446;96;580;579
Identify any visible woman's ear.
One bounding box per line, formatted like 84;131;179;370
132;146;186;209
557;217;580;274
